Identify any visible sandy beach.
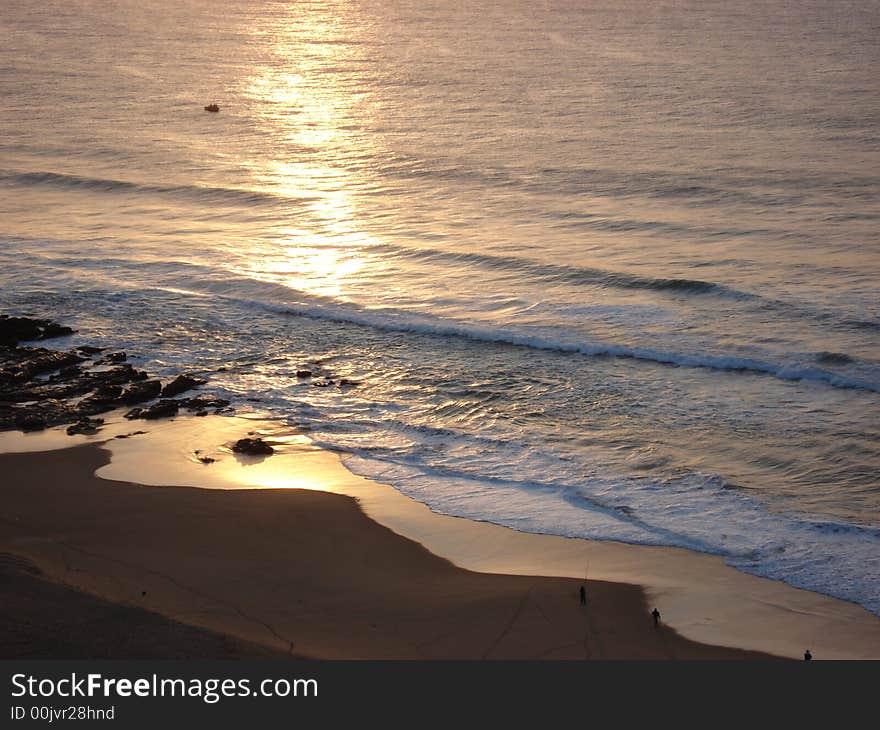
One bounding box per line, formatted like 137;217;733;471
0;555;285;660
1;431;777;660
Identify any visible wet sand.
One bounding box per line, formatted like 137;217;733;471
0;442;773;660
94;415;880;660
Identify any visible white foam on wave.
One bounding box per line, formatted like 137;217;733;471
336;449;880;616
2;237;877;394
197;283;880;394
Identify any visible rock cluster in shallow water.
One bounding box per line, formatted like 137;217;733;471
0;315;230;435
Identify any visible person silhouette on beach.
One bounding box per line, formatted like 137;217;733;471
804;649;812;661
651;607;661;628
579;585;586;605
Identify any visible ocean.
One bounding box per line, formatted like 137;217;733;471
1;0;878;614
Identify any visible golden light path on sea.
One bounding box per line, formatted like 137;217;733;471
233;5;382;302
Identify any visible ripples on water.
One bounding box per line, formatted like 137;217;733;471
0;0;878;613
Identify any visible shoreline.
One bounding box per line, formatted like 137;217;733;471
2;414;879;659
1;419;777;660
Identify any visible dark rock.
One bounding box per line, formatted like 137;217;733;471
121;380;162;405
37;381;90;400
0;316;74;346
161;374;207;398
100;364;142;386
41;322;75;340
338;378;360;388
75;397;118;417
19;350;84;378
15;413;46;432
0;386;43;404
66;417;104;436
295;370;313;378
93;383;123;401
198;456;216;464
0;315;233;435
0;408;15;431
231;437;274;456
312;378;334;387
124;399;180;420
55;364;83;380
115;431;147;439
144;399;180;419
194;410;208;417
178;395;230;411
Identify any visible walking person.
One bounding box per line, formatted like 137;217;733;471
579;585;587;606
651;607;661;628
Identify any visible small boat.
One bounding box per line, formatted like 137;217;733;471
204;103;219;113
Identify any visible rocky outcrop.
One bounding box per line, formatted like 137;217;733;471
0;316;231;434
1;315;362;437
121;380;163;405
177;395;230;411
161;374;207;398
66;417;104;436
231;437;274;456
125;400;180;421
0;315;74;347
